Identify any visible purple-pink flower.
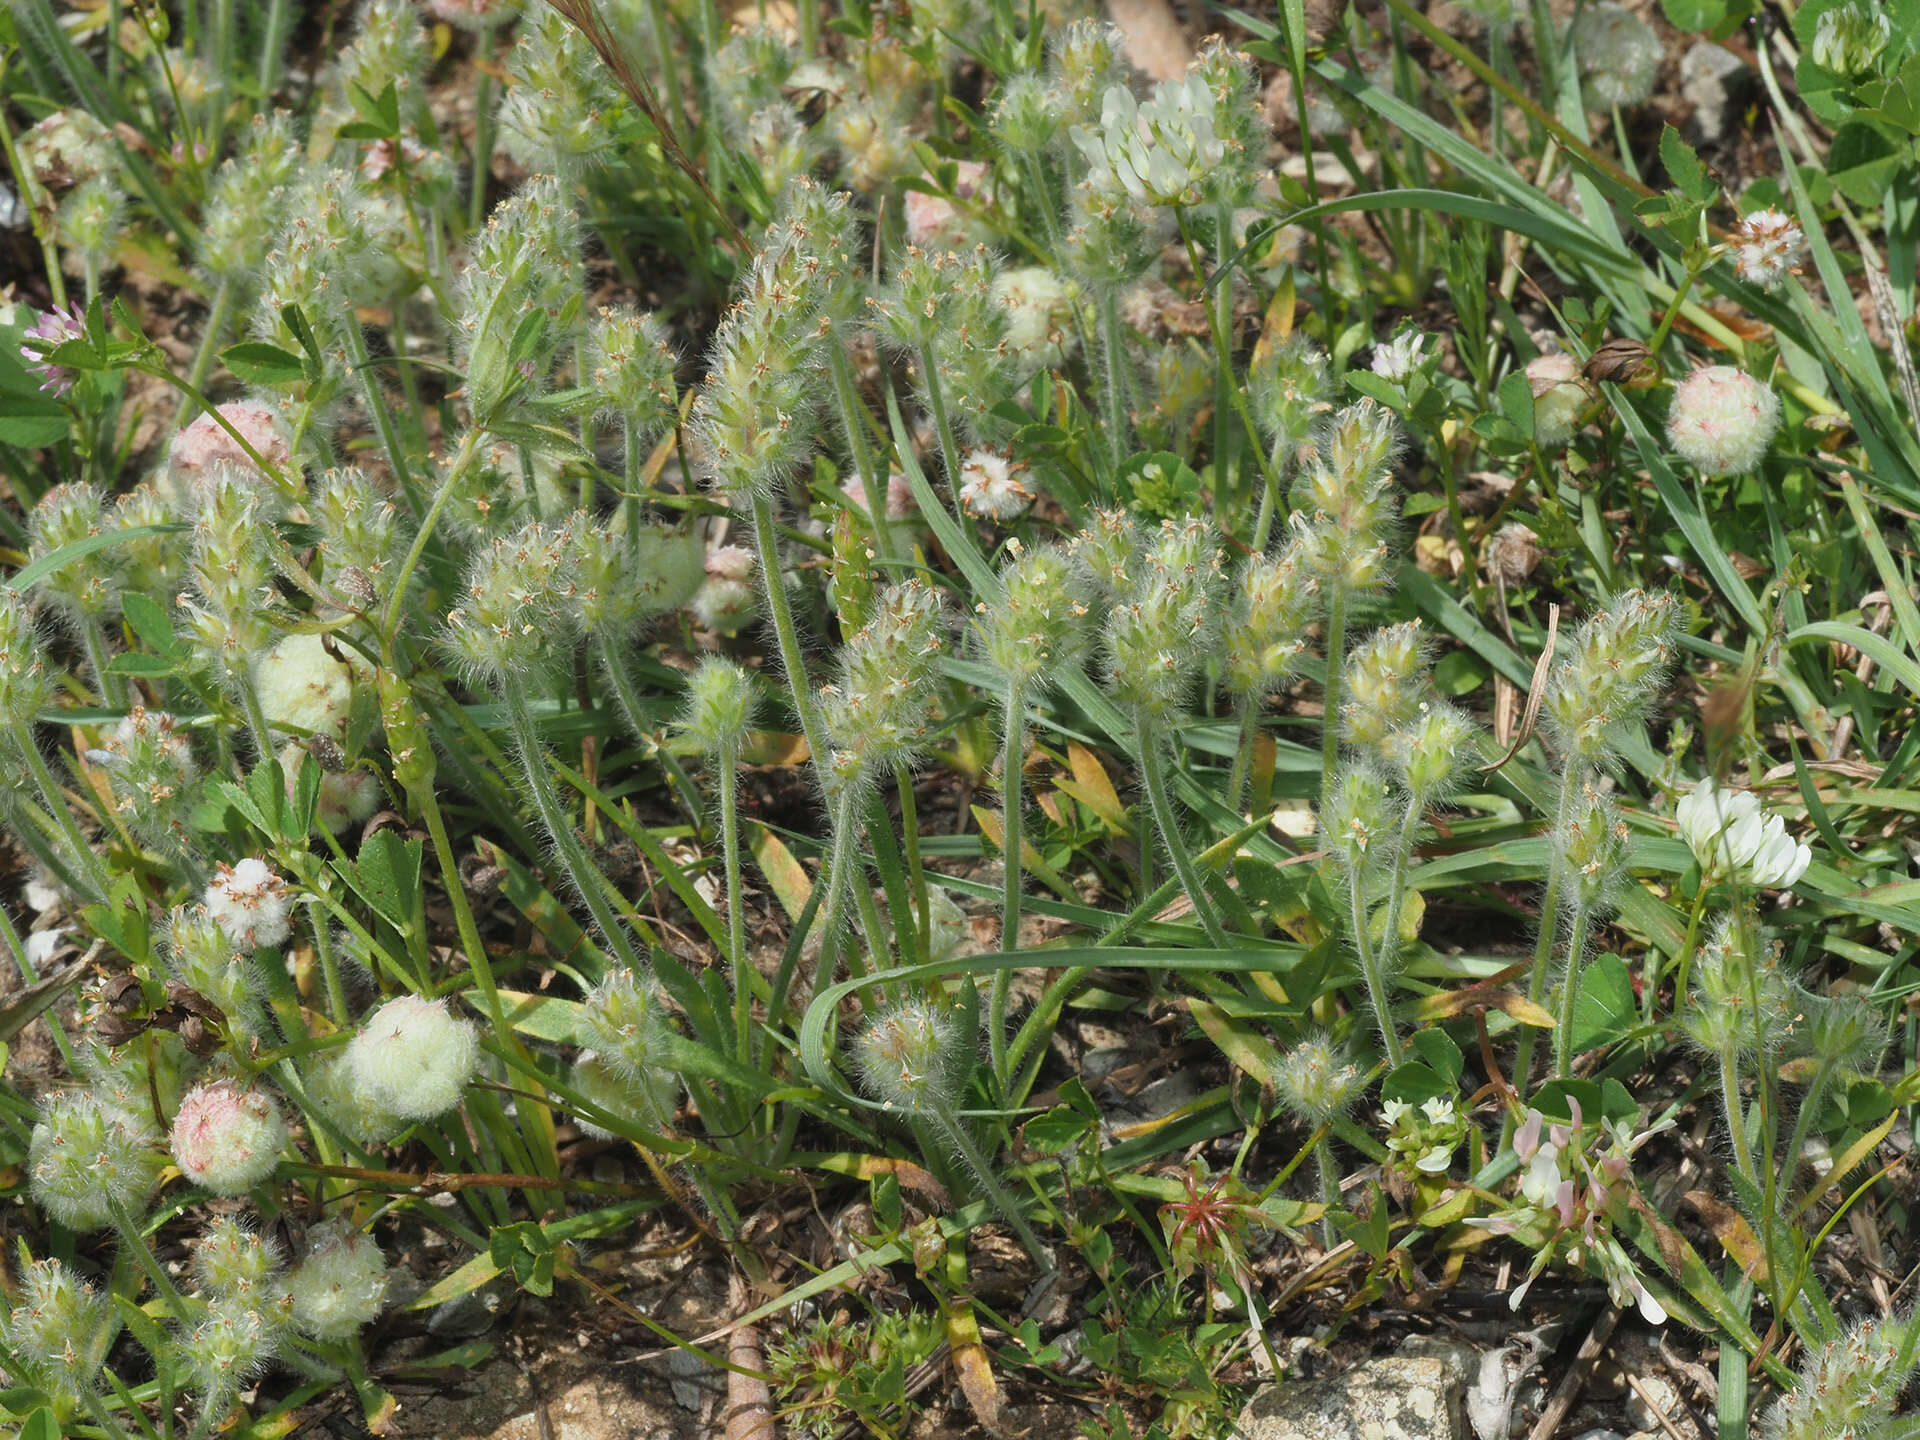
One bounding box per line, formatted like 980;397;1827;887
21;303;87;397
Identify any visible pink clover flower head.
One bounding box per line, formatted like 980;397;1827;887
169;403;293;485
22;303;87;397
1665;365;1780;475
904;160;989;247
171;1079;288;1194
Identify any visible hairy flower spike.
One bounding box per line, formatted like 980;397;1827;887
681;658;759;758
444;516;581;683
1681;913;1798;1060
1291;399;1401;591
195;1217;285;1302
1247;336;1334;457
1224;538;1319;700
29;1088;165;1231
1541;590;1679;768
1273;1033;1362;1124
1323;762;1397;875
976;543;1094;688
1758;1310;1917;1440
1556;784;1630;912
2;1258;113;1405
580;968;677;1101
1103;518;1225;716
1341;622;1429;750
498;8;629;172
820;580;950;780
1386;700;1479;803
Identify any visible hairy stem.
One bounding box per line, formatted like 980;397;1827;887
1134;708;1231;949
992;675;1025;1094
1319;579;1348;816
1348;862;1405;1067
748;492;829;772
930;1095;1051;1267
1552;898;1593;1078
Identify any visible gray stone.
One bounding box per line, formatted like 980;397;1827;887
1237;1341;1478;1440
1680;42;1750;145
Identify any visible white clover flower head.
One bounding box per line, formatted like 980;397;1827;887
1370;328;1429;384
1071;77;1225;208
286;1219;388;1340
1384;1089;1468;1174
1526;353;1590;447
254;631;367;741
958;450;1034;522
1729;207;1805;291
204;858;293;950
345;994;479;1121
1812;1;1892;76
171;1079;288;1195
1571;3;1662;108
1676;779;1810;889
1666;365;1781;475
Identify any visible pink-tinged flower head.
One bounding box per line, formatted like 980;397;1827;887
904;161;988;247
704;544;756;582
169;403;292;484
1730;208;1805;291
22;304;87;397
1666;365;1781;475
171;1079;287;1194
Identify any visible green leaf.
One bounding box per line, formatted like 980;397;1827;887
18;1406;61;1440
6;524;188;595
0;405;70;448
220;341;307;386
347;830;424;928
1828;119;1906;205
120;592;181;655
1571;952;1636;1052
1659;126;1719;202
1409;1027;1464;1085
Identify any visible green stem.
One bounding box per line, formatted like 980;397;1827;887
81;616;122;709
1512;767;1581;1105
1348;862;1404;1066
340;311;423;519
1644;254;1708;368
310;898;349;1026
1319;578;1349;815
644;0;692;142
748;491;829;772
992;676;1025;1094
502;687;647;976
1720;1045;1755;1183
718;748;750;1062
1097;289;1131;474
915;340;965;516
10;716;108;901
1375;792;1424;986
470;69;496;233
895;761;928;959
109;1197;194;1324
1314;1143;1340;1248
1226;698;1260;817
1552;897;1593;1078
258;0;290;94
930;1096;1051;1267
1660;884;1712;1025
381;428;482;645
176;276;237;429
238;672;276;764
830;343;898;564
1134;709;1231;949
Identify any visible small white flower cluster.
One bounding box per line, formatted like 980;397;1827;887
1382;1095;1467;1174
958;451;1034;522
1370;330;1430;384
1676;779;1811;889
204;859;292;951
1728;208;1805;291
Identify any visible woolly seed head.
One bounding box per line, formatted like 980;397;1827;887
254;631;365;742
205;858;293;951
1730;208;1805;292
1681;913;1798;1061
286;1219;388;1340
1802;992;1888;1081
681;657;759;758
1273;1032;1362;1125
3;1258;112;1401
958;450;1034;522
194;1217;285;1302
1386;700;1479;803
1666;366;1781;475
993;266;1078;377
171;1079;288;1194
989;72;1061;155
976;542;1094;688
1049;19;1129;119
497;8;627;173
1341;621;1430;751
1225;537;1319;700
29;1088;164;1231
1570;4;1661;108
306;1050;408;1149
346;994;479;1121
853;999;968;1114
821;580;950;775
1323;762;1397;875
